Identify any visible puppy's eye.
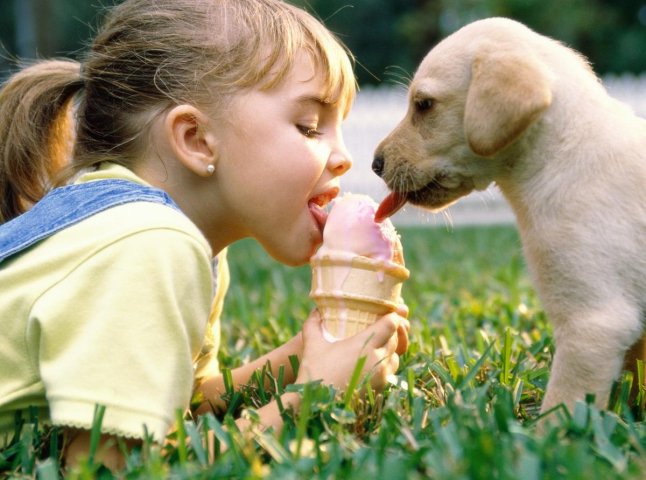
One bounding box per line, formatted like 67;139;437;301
414;98;434;113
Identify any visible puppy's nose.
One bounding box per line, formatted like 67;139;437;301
372;153;384;177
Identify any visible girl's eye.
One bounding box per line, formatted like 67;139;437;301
297;125;322;138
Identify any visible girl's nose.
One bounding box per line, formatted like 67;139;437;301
328;143;352;176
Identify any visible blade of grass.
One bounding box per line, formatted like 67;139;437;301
512;378;524;409
185;420;207;467
428;362;453;386
48;426;60;465
288;354;300;379
35;457;59;480
254;431;291;464
344;356;367;410
87;404;106;467
276;364;285;396
19;424;34;474
204;414;231;455
223;368;234;396
407;367;416;412
295;382;313;459
365;381;375;408
500;328;512;386
636;360;645;413
222;367;243;416
174;409;188;465
591;408;627;472
253;368;268;404
458;341;495;389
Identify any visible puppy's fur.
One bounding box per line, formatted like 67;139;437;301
374;17;646;413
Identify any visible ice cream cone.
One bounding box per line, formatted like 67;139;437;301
310;253;409;339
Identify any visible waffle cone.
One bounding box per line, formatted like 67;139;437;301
310;253;409;339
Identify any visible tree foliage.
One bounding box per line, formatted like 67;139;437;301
291;0;646;85
2;0;646;84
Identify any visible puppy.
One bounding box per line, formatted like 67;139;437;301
373;17;646;414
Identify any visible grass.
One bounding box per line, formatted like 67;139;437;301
1;224;644;479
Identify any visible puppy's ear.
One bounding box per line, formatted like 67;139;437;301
465;50;552;157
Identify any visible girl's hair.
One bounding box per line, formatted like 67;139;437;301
0;0;356;223
0;61;83;222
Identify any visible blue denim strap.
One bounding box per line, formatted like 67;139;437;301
0;179;180;263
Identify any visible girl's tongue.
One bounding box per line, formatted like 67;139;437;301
309;188;339;233
309;201;328;232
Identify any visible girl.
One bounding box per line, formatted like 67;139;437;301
0;0;408;471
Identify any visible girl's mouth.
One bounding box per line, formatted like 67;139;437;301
308;201;328;231
308;187;339;232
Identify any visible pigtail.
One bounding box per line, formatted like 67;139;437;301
0;60;84;223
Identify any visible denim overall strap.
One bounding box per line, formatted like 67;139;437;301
0;179;180;264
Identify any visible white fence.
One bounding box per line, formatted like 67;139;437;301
341;74;646;227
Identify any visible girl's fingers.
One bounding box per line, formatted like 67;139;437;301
302;309;323;340
395;302;409;319
359;313;400;347
372;353;400;390
395;322;409;356
388;352;400;374
401;318;411;332
385;326;400;354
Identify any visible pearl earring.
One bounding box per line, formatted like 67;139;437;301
206;164;215;175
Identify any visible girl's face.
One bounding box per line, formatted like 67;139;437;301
209;53;353;265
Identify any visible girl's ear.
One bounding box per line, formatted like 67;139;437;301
165;105;219;177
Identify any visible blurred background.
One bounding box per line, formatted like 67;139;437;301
2;0;646;225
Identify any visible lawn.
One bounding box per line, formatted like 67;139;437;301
2;225;644;479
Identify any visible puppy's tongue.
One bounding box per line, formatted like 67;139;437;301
375;191;407;222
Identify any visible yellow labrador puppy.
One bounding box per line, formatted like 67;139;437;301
373;17;646;414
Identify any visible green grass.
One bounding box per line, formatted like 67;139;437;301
2;225;644;479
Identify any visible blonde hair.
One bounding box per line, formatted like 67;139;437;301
0;0;356;223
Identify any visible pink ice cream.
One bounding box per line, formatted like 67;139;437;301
313;193;404;265
309;193;408;340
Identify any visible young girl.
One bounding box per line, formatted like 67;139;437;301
0;0;408;471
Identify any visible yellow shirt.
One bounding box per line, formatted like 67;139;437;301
0;164;226;443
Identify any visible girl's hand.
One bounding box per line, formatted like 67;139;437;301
296;309;409;392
